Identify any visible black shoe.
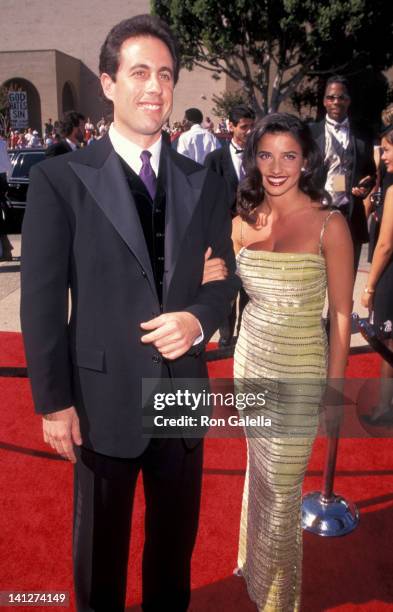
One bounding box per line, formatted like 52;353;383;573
218;337;236;348
361;408;393;426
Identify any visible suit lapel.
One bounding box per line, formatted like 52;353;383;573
223;146;238;188
163;146;207;300
69;148;157;299
316;121;326;156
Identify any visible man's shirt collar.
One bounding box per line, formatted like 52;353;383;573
325;115;349;131
109;123;162;176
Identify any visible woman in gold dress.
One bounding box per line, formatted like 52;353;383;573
205;113;354;610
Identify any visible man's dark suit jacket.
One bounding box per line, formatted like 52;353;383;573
21;135;239;458
204;143;238;214
309;120;375;243
45;139;73;158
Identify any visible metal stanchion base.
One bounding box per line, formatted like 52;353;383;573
302;491;359;536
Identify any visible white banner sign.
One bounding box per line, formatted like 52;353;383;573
8;91;29;129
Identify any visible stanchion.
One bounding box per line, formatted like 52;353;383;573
302;414;359;536
302;313;393;536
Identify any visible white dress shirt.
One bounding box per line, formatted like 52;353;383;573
229;140;244;180
177;123;220;164
109;123;162;174
65;138;79;152
325;116;350;149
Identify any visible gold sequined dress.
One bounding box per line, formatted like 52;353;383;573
234;212;337;611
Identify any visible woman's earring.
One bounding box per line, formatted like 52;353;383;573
301;166;306;172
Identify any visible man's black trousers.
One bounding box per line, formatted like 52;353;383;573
73;438;203;612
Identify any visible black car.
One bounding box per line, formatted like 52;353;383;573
6;148;45;213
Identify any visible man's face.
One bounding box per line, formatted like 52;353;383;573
229;117;254;148
74;119;85;143
101;35;174;146
323;83;350;123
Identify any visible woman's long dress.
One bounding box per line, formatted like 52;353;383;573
234;218;333;610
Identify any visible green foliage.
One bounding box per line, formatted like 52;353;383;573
0;86;10;134
0;86;9;114
211;90;247;118
152;0;393;115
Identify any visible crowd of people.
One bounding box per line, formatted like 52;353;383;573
4;116;111;150
4;112;227;152
2;11;392;612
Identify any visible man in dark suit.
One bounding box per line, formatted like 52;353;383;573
309;75;376;271
45;110;85;157
205;105;255;214
205;105;255;347
21;14;239;612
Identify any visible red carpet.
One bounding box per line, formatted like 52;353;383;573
0;332;393;611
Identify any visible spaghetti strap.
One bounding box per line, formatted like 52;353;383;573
318;209;341;255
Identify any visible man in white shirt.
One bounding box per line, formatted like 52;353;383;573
177;107;220;163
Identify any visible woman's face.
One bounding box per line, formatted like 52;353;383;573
256;131;305;198
381;137;393;173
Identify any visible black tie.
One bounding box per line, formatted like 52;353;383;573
231;142;244;154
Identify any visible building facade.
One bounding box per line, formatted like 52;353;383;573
0;0;228;133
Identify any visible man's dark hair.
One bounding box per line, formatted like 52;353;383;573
99;14;180;84
185;108;203;124
61;111;85;137
228;105;255;126
324;75;350;97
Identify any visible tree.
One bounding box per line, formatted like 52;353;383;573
151;0;393;115
211;90;247;119
0;85;10;134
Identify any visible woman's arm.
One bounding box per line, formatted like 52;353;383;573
361;186;393;311
323;213;354;378
231;215;243;255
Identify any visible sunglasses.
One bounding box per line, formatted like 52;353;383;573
325;94;350;102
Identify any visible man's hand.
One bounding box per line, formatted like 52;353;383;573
42;406;82;463
202;246;228;284
361;289;374;313
352;175;373;199
140;312;202;360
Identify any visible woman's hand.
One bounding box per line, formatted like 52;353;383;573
202;247;228;284
352;175;374;199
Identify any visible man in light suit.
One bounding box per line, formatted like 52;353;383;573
21;14;239;612
309;75;376;271
205;105;255;347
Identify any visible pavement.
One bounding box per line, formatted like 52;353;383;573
0;234;371;348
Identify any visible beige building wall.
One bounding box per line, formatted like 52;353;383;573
55;52;82;118
0;50;58;131
0;0;225;126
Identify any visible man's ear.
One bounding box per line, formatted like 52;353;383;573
100;73;115;102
